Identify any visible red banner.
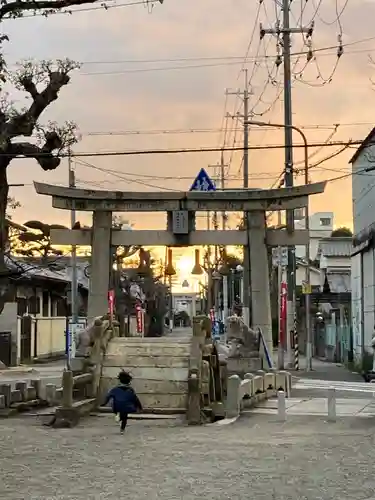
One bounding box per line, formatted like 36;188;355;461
136;303;143;334
279;282;287;347
209;308;215;324
108;289;115;316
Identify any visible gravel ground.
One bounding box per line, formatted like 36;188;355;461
2;412;375;500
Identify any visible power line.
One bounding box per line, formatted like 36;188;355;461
75;158;180;191
77;43;375;76
3;138;367;159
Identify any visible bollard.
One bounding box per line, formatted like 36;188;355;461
277;390;286;422
30;379;41;399
15;382;28;401
62;370;74;409
327;386;336;422
0;383;11;407
225;375;241;418
294;330;299;371
45;384;57;405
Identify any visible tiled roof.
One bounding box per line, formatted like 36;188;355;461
5;256;89;290
319;237;352;258
326;273;351;293
349;127;375;164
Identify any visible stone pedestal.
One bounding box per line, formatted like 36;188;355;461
226;357;262;377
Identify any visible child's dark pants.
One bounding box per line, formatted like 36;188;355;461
120;412;128;431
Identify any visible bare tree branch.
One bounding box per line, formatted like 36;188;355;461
0;0;97;19
0;0;163;19
9;132;62;170
6;59;79;138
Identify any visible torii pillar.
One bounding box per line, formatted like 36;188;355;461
88;211;112;322
247;211;271;351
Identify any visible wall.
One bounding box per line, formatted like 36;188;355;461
351;145;375;365
352;145;375;235
351;253;363;361
362;249;375;353
321;256;350;271
351;246;375;362
295;211;334;260
35;317;66;358
282;265;321;287
0;303;18;366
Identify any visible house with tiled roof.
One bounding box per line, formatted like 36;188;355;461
0;256;89;367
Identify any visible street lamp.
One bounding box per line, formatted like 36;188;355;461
244;119;311;371
164;248;176;333
191;249;204;275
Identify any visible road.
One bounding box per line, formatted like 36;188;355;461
1;411;375;499
1;350;375;498
0;360;65;391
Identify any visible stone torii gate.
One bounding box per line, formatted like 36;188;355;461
34;181;326;353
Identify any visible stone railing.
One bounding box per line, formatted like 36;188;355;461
225;370;292;419
46;316;119;428
0;379;46;417
187;315;226;425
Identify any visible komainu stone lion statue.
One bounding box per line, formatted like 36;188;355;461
225;315;259;358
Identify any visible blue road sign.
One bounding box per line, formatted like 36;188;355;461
190;168;216;192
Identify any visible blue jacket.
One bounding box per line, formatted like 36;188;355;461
104;384;143;414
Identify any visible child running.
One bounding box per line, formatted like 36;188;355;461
104;370;143;434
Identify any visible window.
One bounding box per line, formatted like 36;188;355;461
320;218;331;226
56;297;68;317
28;296;40;315
16;297;27;316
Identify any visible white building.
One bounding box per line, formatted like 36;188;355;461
351;127;375;365
295;211;334;261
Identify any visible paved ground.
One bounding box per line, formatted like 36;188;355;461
252;396;375;417
1;354;375;498
2;412;375;499
291;356;363;382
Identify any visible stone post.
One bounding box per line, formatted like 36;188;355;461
247;210;272;356
87;210;112;322
62;370;73;408
225;374;241;418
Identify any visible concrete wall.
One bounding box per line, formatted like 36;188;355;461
295;211;334;260
281;266;321;287
351;253;363;361
352;147;375;234
321;255;351;270
351;249;375;362
352;147;375;364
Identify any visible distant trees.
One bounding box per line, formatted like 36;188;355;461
331;227;353;237
15;220;68;260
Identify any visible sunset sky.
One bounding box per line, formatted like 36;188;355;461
5;0;374;248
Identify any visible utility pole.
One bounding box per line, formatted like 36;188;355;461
220;152;226;230
219;152;229;332
260;2;313;366
226;70;252;326
242;80;250;328
68;150;78;370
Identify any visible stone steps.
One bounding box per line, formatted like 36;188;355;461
100;336;192;412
